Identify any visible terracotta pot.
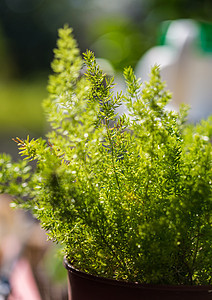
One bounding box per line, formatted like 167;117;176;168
64;258;212;300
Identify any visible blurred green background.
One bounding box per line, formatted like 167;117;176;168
0;0;212;158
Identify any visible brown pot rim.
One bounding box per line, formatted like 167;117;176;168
63;257;212;293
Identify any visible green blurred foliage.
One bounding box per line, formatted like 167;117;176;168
0;26;16;79
147;0;212;21
0;79;47;133
88;17;151;72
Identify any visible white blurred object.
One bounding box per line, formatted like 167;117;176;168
135;19;212;122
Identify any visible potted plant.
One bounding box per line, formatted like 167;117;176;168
0;26;212;299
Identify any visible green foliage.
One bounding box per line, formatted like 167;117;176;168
0;153;31;198
0;26;212;286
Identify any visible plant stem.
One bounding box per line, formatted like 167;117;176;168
106;118;121;192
